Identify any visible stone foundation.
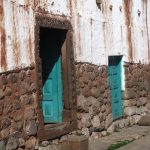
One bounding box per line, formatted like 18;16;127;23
75;63;113;138
1;62;150;149
123;62;150;124
0;66;38;150
75;62;150;139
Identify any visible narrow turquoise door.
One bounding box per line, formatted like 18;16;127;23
108;56;123;120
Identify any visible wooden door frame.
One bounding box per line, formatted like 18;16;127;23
34;14;77;141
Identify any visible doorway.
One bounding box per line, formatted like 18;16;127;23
39;27;67;123
108;56;123;120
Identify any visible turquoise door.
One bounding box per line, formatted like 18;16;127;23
108;56;123;120
42;56;63;123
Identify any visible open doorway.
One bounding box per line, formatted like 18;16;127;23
39;27;67;123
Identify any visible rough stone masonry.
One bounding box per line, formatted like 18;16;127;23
1;61;150;149
76;62;150;139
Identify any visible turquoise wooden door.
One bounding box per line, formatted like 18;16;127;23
108;56;123;120
42;57;62;123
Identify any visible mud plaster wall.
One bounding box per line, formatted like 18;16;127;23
75;62;150;139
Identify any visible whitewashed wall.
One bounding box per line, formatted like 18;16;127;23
73;0;150;65
0;0;150;72
0;0;71;72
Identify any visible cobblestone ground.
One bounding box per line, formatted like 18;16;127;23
89;125;150;150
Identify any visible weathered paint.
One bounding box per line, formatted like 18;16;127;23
0;0;71;72
73;0;150;65
0;0;7;70
0;0;150;72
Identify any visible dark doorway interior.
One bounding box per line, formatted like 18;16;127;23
39;27;67;86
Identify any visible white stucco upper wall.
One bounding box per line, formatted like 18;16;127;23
0;0;71;72
0;0;150;72
73;0;150;65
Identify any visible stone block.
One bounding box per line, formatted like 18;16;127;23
24;120;37;136
105;114;113;128
20;95;31;105
61;135;88;150
124;106;136;116
101;131;107;137
80;113;91;128
0;102;4;115
138;115;150;126
0;89;4;100
25;137;36;149
29;83;37;92
0;117;11;129
77;95;89;113
86;65;94;72
3;101;13;114
106;103;112;114
24;108;35;120
4;87;12;96
124;100;131;107
91;115;100;128
100;104;106;113
140;106;148;113
82;87;91;97
132;115;141;124
107;124;114;134
19;70;26;81
0;128;10;139
10;74;17;83
123;90;136;100
0;141;6;150
91;87;101;98
143;81;150;91
6;137;19;150
88;72;95;81
137;97;147;106
81;128;90;137
19;138;25;147
41;141;49;147
12;111;23;122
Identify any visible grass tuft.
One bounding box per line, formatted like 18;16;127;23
107;140;132;150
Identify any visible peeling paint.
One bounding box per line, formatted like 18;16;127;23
0;0;7;70
73;0;150;65
123;0;133;62
0;0;150;72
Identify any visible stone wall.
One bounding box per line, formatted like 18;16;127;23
75;63;113;138
0;66;38;150
123;63;150;125
1;62;150;149
75;62;150;139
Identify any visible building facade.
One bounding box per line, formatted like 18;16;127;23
0;0;150;149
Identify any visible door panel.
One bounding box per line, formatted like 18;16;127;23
108;56;123;120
